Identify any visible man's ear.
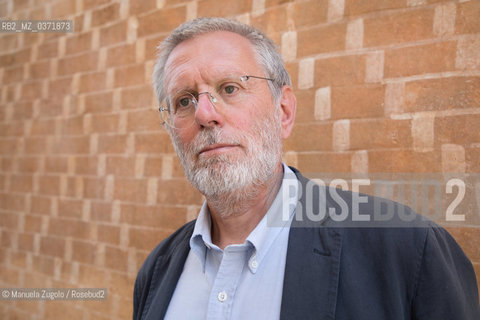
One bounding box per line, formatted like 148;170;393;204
279;85;297;139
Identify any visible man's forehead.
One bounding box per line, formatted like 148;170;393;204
164;31;261;91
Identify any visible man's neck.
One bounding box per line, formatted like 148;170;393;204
206;163;284;250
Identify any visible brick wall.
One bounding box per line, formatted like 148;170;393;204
0;0;479;318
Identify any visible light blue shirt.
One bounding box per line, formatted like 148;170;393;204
164;164;299;320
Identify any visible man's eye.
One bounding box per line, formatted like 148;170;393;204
223;85;237;94
178;97;192;107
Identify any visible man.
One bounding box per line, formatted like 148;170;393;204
133;17;479;319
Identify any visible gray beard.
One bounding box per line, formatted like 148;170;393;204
169;111;283;215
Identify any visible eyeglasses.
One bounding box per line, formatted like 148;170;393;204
159;74;274;129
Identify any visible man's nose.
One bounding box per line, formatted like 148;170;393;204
194;92;224;128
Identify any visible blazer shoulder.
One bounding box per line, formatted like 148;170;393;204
136;220;195;281
133;220;195;319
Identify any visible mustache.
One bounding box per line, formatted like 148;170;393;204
187;128;242;155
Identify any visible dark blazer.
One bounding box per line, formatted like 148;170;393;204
133;168;480;319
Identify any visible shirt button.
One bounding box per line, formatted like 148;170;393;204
218;291;227;302
251;260;258;269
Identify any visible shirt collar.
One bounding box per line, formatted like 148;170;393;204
189;164;299;273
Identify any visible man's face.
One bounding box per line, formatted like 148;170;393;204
163;31;283;197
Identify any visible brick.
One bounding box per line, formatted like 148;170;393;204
368;150;441;172
32;255;55;276
97;224;120;245
331;84;385;119
24;214;43;233
51;136;90;154
135;132;175;154
138;7;187;37
433;3;456;37
446;227;480;261
49;218;91;239
113;178;148;202
456;37;480;70
84;0;111;10
292;0;328;27
84;177;106;199
385;41;456;78
251;5;288;34
97;134;129;154
157;179;203;205
0;211;18;228
455;0;480;34
12;101;34;121
364;8;435;47
38;175;60;196
84;91;114;113
120;204;187;229
435;114;480;146
74;156;98;176
0;230;16;249
79;72;106;94
350;119;412;149
129;227;173;250
345;0;407;16
17;232;34;252
297;152;352;173
24;137;48;155
411;114;434;152
10;251;27;268
10;174;34;193
298;23;347;57
17;157;41;173
130;0;156;15
59;115;84;135
4;65;24;83
114;64;145;88
90;113;120;133
121;85;154;110
71;240;96;264
198;0;251;17
281;31;297;62
293;88;315;122
66;31;92;55
404;76;480;112
466;147;480;173
0;138;17;155
58;199;83;219
37;40;59;60
49;77;73;100
105;245;128;272
30;119;54;136
44;302;84;320
441;144;465;173
40;236;65;257
31;196;51;215
91;3;120;27
20;81;43;101
144;156;163;177
105;156;135;177
127;109;161;132
351;150;368;173
91;201;112;222
50;0;77;18
106;43;136;68
285;122;333;152
314;87;331;120
314;54;366;87
57;52;99;76
100;20;127;46
346;18;364;50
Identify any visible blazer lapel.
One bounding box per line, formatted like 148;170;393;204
280;168;343;320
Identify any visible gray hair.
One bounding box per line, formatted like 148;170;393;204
152;17;291;106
